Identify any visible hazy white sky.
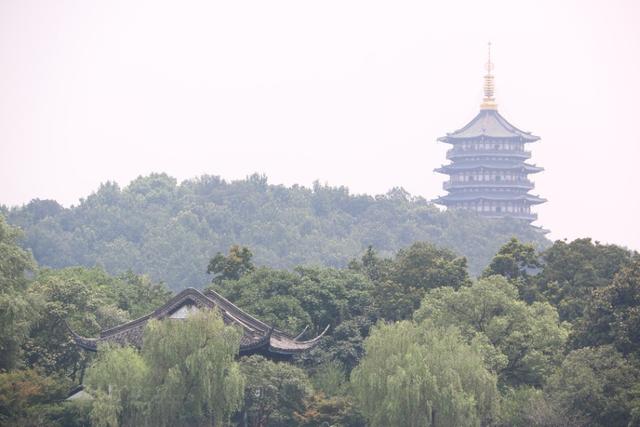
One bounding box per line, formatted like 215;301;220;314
1;0;639;250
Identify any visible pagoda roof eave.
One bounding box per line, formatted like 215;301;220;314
438;109;540;142
435;162;543;173
434;193;546;204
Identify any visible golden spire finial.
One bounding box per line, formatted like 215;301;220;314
480;42;498;110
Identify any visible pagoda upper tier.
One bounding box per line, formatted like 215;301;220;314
433;44;545;223
66;288;327;359
438;108;540;143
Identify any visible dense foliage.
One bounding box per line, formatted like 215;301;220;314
414;276;569;387
4;173;549;290
2;203;640;426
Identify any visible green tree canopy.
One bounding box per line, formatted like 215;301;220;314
6;173;549;290
24;267;171;380
239;355;312;427
573;259;640;355
351;321;498;427
483;237;541;302
483;237;540;281
546;345;640;427
210;266;375;337
349;243;470;322
535;238;637;322
0;215;36;370
392;242;470;291
85;346;148;427
207;245;255;283
414;275;569;387
142;310;244;427
0;368;73;427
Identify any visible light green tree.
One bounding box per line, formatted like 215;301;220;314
0;215;36;370
142;310;244;427
351;321;498;427
85;345;148;427
414;275;569;387
85;310;244;427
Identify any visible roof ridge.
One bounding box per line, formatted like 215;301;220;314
100;288;206;337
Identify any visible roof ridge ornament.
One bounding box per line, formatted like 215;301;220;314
480;42;498;110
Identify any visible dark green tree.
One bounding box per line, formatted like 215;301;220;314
207;245;255;283
239;355;312;427
546;346;640;427
496;386;582;427
24;267;169;380
483;237;541;302
0;369;73;427
392;242;470;291
535;238;636;322
484;238;540;280
573;259;640;355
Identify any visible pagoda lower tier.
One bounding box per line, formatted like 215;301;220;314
433;190;545;221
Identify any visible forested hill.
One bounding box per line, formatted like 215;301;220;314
3;173;549;290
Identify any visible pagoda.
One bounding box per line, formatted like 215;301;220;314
66;287;327;359
434;44;545;222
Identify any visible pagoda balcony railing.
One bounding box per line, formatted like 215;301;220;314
450;207;538;222
443;179;534;190
446;148;531;160
479;211;538;222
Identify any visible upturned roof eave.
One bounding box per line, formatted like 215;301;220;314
437;109;540;143
66;288;325;356
436;163;543;173
439;134;540;143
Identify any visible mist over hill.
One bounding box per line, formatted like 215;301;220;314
3;173;549;290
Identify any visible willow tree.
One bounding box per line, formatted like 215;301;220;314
351;321;498;427
143;310;244;427
86;310;244;427
85;345;148;427
0;215;36;370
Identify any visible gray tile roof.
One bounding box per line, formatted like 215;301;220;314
438;109;540;142
66;288;327;357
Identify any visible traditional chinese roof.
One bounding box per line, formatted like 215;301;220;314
438;109;540;143
66;288;328;357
